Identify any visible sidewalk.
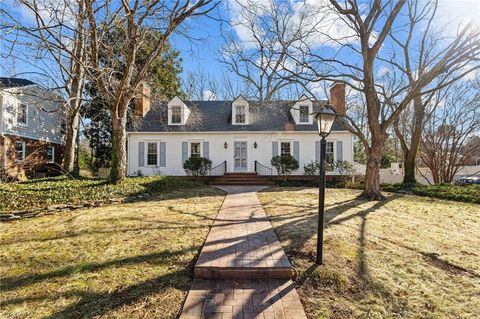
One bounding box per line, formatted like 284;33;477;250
179;186;307;319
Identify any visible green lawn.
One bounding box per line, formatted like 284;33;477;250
0;176;204;212
258;188;480;319
0;187;225;319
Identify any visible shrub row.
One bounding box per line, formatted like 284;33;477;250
382;183;480;204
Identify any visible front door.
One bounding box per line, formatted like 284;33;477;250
234;141;247;171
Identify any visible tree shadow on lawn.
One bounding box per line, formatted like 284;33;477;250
1;247;198;292
1;248;198;318
266;192;479;317
0;198;219;245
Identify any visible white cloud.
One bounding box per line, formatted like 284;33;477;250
224;0;363;50
8;0;77;28
203;89;216;101
436;0;480;35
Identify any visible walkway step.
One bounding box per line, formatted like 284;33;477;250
194;186;294;280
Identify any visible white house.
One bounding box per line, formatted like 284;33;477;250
126;82;354;179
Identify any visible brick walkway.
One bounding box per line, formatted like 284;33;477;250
179;186;307;319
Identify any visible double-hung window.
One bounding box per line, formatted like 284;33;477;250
235;105;246;124
171;106;181;124
147;142;158;166
60;120;67;135
190;142;201;158
15;141;25;160
47;146;55;163
280;142;291;156
17;104;27;125
299;105;309;123
326;142;334;170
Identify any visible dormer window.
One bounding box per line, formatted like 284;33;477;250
171;106;181;124
236;105;246;124
299;105;309;123
168;96;190;125
291;94;313;125
232;96;249;125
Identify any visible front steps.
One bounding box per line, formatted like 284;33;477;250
210;172;274;185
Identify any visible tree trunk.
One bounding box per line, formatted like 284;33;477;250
110;113;127;183
63;110;80;173
360;134;385;200
401;96;424;185
402;150;417;185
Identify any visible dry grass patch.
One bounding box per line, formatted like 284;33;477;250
0;187;225;319
258;187;480;319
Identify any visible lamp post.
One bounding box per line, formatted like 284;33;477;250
315;105;337;265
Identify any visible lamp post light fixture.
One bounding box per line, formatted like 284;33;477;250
314;105;337;265
224;142;228;149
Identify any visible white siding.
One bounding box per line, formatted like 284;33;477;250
127;131;354;176
1;86;64;144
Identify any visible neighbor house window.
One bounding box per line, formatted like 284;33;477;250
280;142;291;156
47;146;55;163
235;105;246;124
171;106;181;124
190;142;201;158
15;141;25;160
60;120;67;135
299;105;309;123
147;142;158;165
17;104;27;125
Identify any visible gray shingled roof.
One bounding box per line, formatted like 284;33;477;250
128;100;345;132
0;77;36;88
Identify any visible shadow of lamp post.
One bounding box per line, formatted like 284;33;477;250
315;105;337;265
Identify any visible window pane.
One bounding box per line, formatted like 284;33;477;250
47;146;54;162
60;121;67;134
300;105;308;123
147;143;158;165
17;104;27;124
15;142;24;160
236;106;245;123
191;142;201;157
280;142;291;156
172;106;181;123
326;142;334;170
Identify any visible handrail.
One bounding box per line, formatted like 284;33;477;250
254;160;273;177
208;160;227;176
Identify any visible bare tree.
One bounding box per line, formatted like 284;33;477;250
1;0;88;174
84;0;218;183
220;0;317;102
284;0;480;199
385;0;480;185
420;79;480;183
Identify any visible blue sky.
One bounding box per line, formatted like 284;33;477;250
1;0;479;94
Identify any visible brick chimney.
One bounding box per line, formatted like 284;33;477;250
329;82;346;116
134;83;151;117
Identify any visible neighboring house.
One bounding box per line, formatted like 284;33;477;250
0;77;65;180
127;82;354;179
